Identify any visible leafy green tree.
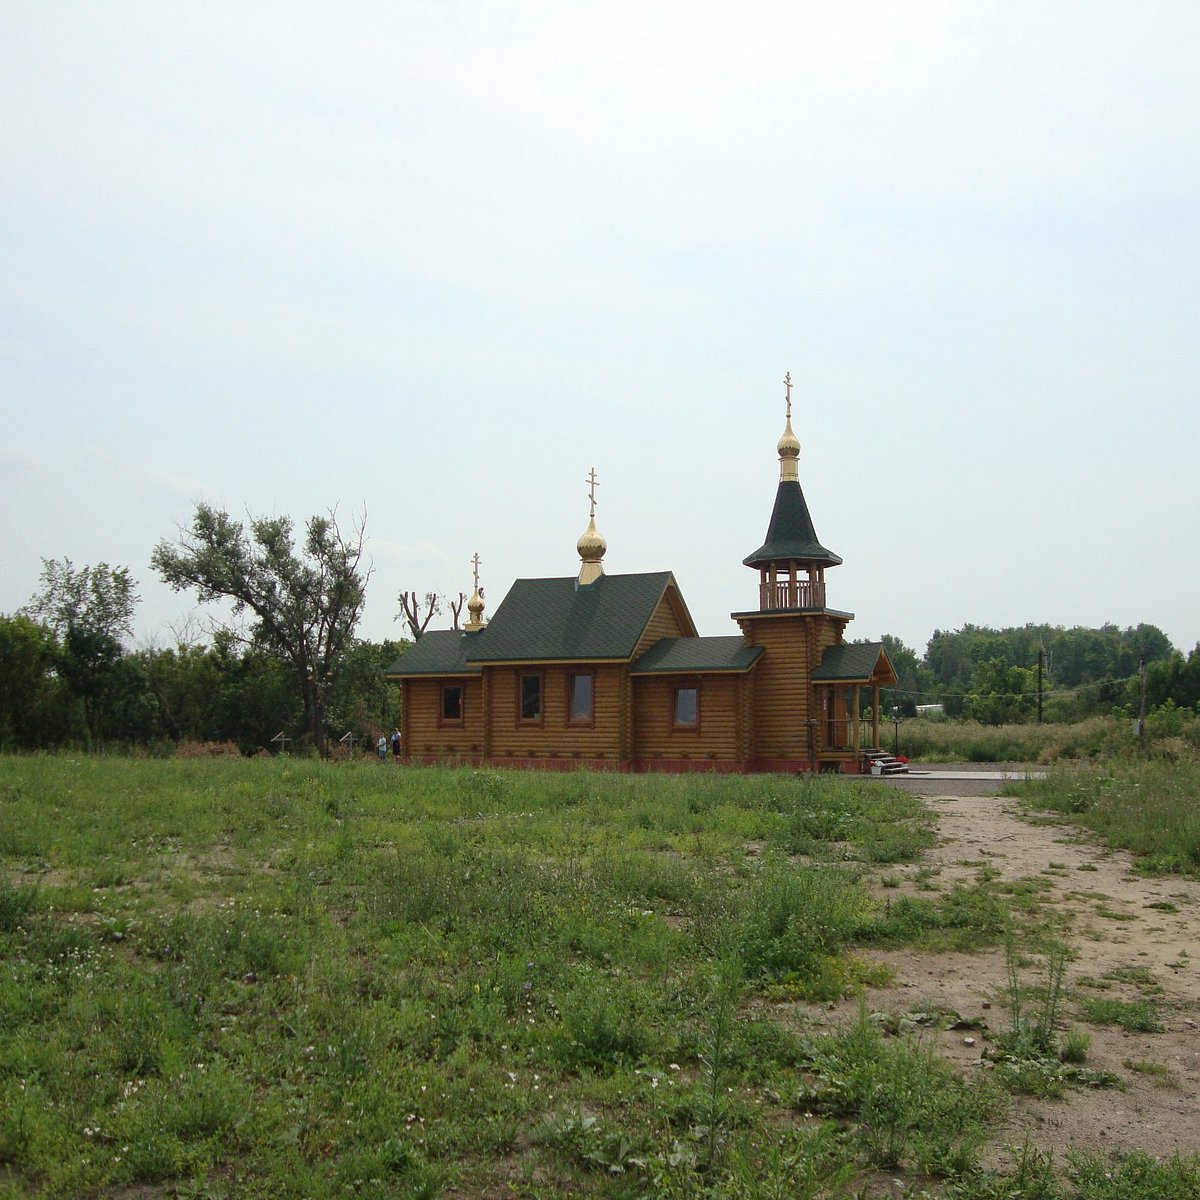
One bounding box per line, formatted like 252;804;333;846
138;634;299;751
0;615;73;748
23;559;143;746
151;505;369;756
963;658;1038;725
877;634;929;716
24;558;137;643
326;638;406;746
1144;644;1200;712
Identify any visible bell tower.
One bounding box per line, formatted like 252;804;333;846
734;374;854;770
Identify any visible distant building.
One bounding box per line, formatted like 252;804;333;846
385;378;896;773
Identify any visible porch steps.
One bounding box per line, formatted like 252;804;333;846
860;749;909;776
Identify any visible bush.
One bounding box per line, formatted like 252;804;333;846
174;739;243;758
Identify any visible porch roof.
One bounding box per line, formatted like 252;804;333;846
811;641;898;686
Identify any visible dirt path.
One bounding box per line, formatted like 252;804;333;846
824;769;1200;1165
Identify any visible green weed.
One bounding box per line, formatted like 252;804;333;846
0;875;38;931
1078;997;1165;1033
1009;760;1200;878
796;1009;999;1174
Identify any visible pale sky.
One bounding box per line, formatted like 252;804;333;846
3;2;1198;659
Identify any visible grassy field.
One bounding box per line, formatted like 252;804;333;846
1007;758;1200;877
1;756;1198;1199
897;712;1200;765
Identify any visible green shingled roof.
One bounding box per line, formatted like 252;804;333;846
465;571;694;662
811;641;897;684
743;480;842;569
384;630;482;678
631;636;763;675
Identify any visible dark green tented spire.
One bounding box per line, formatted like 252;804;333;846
742;478;841;569
743;377;840;570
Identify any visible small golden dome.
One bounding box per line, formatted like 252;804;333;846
464;552;487;631
577;467;607;585
778;416;800;460
777;372;801;482
577;515;607;563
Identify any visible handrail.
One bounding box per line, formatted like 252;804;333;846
821;718;878;752
758;579;826;610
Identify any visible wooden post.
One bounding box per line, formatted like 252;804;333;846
480;671;491;760
851;686;861;752
871;684;880;748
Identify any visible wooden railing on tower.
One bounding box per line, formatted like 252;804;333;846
758;579;826;611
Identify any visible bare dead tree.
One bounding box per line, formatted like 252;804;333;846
397;591;441;641
448;592;467;630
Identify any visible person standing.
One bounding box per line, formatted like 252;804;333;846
390;728;401;758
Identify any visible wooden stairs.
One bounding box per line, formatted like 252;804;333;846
860;749;909;775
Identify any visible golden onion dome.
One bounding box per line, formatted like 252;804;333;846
778;415;800;461
577;515;607;563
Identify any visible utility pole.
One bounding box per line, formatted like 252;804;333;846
1037;648;1044;725
1137;647;1147;746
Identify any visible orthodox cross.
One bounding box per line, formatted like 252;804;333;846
784;370;793;419
586;467;599;518
471;551;482;592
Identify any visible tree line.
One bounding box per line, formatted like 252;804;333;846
3;501;1197;751
877;622;1195;724
0;505;417;755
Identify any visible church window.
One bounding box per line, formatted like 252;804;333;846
673;685;699;729
441;685;463;724
519;673;543;722
568;672;594;724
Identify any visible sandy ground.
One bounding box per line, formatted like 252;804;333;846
806;765;1200;1170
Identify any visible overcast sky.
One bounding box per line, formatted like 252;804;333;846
3;1;1198;659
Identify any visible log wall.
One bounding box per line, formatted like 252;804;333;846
632;674;742;762
404;677;485;759
739;613;847;760
484;663;627;762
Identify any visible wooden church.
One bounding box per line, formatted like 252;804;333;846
385;378;897;773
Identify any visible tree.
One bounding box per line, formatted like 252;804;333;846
23;559;142;746
0;614;71;749
397;591;442;640
1144;644;1200;712
325;637;406;746
137;634;301;752
878;634;926;716
964;657;1038;725
24;558;137;643
151;505;369;756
